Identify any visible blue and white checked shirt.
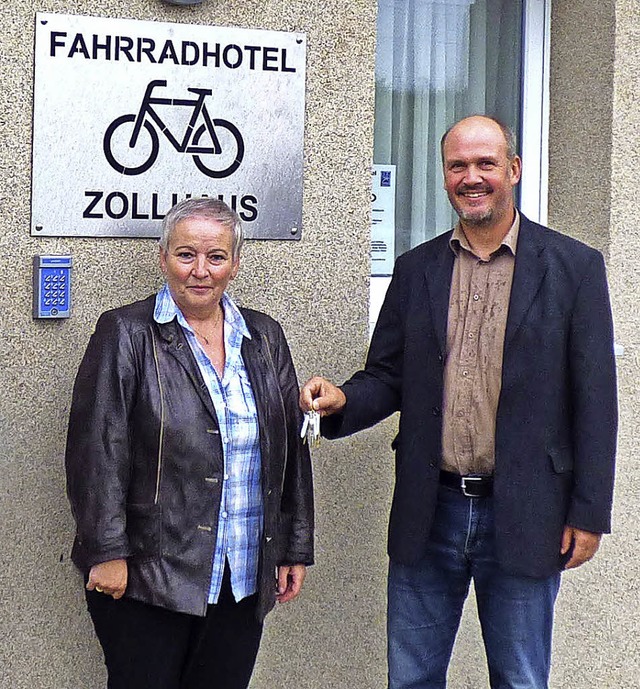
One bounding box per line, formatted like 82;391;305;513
154;284;263;604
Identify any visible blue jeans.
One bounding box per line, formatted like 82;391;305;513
387;485;561;689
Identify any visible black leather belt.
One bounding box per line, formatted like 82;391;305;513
439;470;493;498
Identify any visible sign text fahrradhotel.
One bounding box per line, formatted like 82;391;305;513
32;13;307;239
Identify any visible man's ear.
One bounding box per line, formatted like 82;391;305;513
510;155;523;186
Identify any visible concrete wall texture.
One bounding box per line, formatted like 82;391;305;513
0;1;637;688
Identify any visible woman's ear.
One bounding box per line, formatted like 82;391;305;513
230;257;240;280
159;246;168;275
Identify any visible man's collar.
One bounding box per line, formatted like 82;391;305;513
449;210;521;258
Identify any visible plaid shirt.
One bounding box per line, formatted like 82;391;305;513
154;285;263;604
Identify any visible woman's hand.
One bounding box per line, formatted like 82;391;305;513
276;564;307;604
86;559;128;600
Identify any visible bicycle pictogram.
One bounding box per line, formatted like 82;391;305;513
103;80;245;178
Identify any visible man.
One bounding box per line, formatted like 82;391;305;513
300;116;617;689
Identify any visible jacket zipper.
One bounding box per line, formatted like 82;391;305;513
262;334;288;496
150;327;165;505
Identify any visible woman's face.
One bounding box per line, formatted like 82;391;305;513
159;216;239;319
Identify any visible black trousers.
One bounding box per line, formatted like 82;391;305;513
86;567;263;689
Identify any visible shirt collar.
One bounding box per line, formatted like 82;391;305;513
449;210;521;258
153;283;251;340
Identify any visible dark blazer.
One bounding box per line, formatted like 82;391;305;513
66;296;314;620
324;214;617;578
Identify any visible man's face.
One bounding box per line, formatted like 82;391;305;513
442;117;522;229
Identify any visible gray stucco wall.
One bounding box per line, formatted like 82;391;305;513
1;1;638;688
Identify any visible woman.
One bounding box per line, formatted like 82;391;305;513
65;197;314;689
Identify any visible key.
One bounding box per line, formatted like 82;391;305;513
310;409;321;448
300;414;309;439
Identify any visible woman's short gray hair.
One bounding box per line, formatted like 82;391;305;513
159;197;244;260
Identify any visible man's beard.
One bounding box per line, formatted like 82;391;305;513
457;206;494;226
449;185;496;227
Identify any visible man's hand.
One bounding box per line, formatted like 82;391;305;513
299;376;346;416
276;564;307;604
561;526;602;570
86;558;128;599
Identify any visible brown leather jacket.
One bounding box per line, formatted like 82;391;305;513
65;295;314;620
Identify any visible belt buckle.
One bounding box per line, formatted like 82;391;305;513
461;476;483;497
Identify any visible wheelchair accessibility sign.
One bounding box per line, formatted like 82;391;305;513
31;13;306;240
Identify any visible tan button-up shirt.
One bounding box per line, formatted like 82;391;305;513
441;214;520;476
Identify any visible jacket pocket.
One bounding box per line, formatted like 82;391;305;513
548;447;574;474
126;503;162;561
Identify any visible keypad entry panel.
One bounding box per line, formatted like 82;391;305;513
33;255;72;319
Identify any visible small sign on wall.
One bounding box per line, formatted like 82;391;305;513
31;12;306;239
371;165;396;276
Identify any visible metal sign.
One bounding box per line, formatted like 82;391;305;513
31;12;306;239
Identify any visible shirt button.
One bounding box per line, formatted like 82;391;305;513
462;370;469;377
224;473;230;480
468;332;474;339
222;511;228;519
473;294;480;301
